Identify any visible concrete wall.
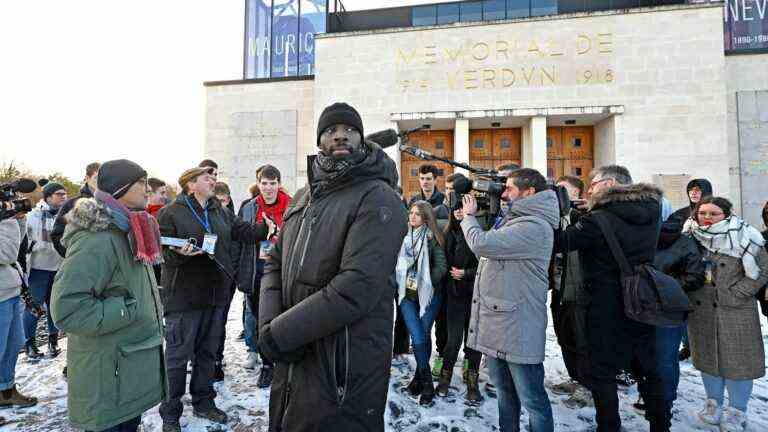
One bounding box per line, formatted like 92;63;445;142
314;3;730;196
205;79;314;205
725;53;768;218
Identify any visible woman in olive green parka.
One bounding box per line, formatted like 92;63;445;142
51;160;166;432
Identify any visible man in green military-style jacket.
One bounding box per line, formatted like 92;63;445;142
52;159;166;432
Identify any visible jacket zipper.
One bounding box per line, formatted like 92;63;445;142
336;326;350;406
298;216;316;269
278;363;295;431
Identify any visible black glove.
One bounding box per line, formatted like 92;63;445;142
258;325;305;364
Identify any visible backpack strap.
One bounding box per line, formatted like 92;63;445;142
592;212;634;277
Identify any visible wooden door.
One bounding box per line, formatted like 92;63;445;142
401;130;455;200
547;126;594;185
469;128;522;173
492;129;522;160
563;127;593;160
469;130;493;160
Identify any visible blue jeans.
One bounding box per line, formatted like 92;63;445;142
244;294;258;352
399;294;442;369
23;269;58;342
0;296;25;391
487;357;554;432
701;372;753;412
655;324;684;403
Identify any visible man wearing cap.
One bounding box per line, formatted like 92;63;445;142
157;166;273;431
51;159;166;432
23;180;68;359
258;102;407;431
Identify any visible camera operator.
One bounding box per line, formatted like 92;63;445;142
461;168;558;432
0;202;38;410
558;165;668;432
549;176;592;408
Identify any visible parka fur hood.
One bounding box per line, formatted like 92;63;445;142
588;183;663;211
63;198;112;242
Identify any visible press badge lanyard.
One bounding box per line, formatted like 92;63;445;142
184;196;211;233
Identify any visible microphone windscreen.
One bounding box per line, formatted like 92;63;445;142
365;129;399;149
453;176;473;194
14;178;39;193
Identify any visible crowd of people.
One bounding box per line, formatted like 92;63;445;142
0;101;767;432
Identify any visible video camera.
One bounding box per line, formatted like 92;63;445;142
0;178;36;221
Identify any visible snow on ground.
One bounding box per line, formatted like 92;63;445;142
4;292;768;431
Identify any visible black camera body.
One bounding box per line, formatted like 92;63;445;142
449;173;507;220
0;179;36;221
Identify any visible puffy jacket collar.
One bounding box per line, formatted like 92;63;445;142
63;198;112;242
589;183;662;226
307;140;398;198
507;189;560;230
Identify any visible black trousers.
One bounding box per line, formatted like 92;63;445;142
551;290;591;388
160;306;227;423
216;287;236;365
393;300;410;355
245;291;273;367
442;292;481;371
586;305;669;432
434;296;448;358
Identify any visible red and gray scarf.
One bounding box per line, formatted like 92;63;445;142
95;190;163;266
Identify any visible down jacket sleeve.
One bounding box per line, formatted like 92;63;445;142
51;233;137;337
429;237;447;287
0;218;22;265
267;186;407;352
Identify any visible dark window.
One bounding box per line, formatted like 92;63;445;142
557;0;585;14
474;139;485;149
245;0;272;79
412;5;437;26
546;137;553;148
573;167;583;176
271;0;300;77
437;168;445;176
531;0;557;16
590;0;612;12
437;3;460;24
573;138;582;148
411;168;419;176
500;138;511;149
298;0;327;76
484;0;506;20
460;1;483;22
613;0;640;8
507;0;530;18
435;140;445;149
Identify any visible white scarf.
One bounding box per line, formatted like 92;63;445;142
683;216;766;280
395;225;433;317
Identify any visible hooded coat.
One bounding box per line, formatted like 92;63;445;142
26;200;64;271
51;183;94;257
668;178;712;227
50;198;166;431
259;141;407;432
462;189;560;364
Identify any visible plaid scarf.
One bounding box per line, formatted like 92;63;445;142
684;216;765;280
95;190;163;266
312;143;370;196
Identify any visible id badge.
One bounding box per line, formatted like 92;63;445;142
259;240;272;259
202;234;218;255
405;269;418;292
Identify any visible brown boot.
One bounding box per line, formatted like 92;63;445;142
0;385;38;408
465;370;484;405
436;368;452;397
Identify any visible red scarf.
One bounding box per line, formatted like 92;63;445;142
146;203;164;218
95;191;163;266
256;191;290;232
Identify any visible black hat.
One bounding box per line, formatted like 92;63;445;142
42;181;65;199
97;159;147;199
316;103;364;146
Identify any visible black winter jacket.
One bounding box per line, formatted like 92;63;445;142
259;142;407;432
654;220;705;293
51;184;93;257
408;190;449;221
668;178;713;229
444;225;477;298
158;193;267;314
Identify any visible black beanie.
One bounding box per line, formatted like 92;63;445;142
316;103;364;146
97;159;147;199
42;182;65;199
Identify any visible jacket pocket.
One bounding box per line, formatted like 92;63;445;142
116;334;163;405
476;296;520;359
67;346;116;409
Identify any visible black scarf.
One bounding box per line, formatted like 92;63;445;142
311;143;370;197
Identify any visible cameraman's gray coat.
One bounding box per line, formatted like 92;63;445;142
461;190;560;364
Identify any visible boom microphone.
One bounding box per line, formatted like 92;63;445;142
452;176;474;195
365;129;399;148
8;179;38;193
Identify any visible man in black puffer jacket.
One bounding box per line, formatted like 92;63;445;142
559;165;669;432
258;103;407;432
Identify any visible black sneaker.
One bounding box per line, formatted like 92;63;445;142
257;366;274;389
213;363;225;382
193;406;228;424
633;396;646;412
62;367;67;378
162;421;181;432
25;341;43;360
678;347;691;361
237;330;245;341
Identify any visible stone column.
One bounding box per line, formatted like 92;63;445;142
454;119;470;175
522;116;547;176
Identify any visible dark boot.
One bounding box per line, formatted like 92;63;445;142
193;405;228;424
406;370;422;397
48;333;61;358
678;347;691;361
435;368;452;397
0;385;38;408
465;370;484;405
419;368;435;406
25;340;42;360
213;362;225;382
256;365;274;389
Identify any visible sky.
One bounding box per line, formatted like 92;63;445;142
0;1;436;184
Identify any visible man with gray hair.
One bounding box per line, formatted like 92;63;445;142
559;165;670;431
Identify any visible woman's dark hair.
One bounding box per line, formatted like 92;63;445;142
444;204;461;236
693;196;733;223
410;200;445;247
762;201;768;229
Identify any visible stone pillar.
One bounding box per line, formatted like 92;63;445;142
454;119;470;175
522;116;547;175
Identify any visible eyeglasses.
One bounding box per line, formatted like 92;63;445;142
589;178;610;188
697;211;724;218
52;192;67;197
